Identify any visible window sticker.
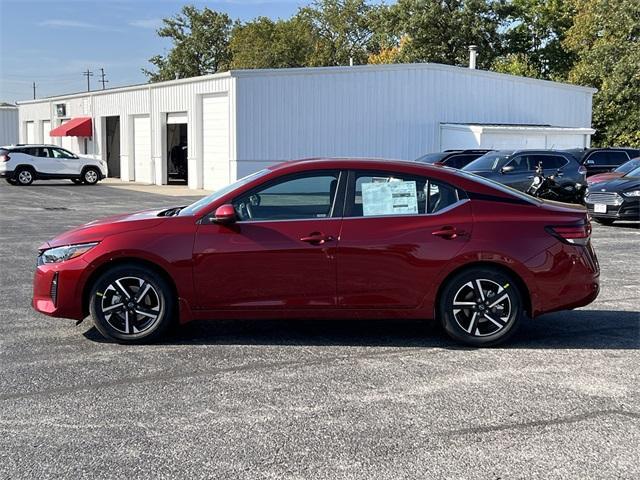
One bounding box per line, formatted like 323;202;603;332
362;180;418;216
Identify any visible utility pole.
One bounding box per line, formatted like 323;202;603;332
82;69;93;92
32;82;36;99
98;68;109;90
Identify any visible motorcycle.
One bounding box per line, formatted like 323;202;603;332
526;163;587;205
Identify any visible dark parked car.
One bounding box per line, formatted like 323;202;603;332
565;148;640;177
584;164;640;225
416;150;492;169
33;158;599;347
462;150;586;192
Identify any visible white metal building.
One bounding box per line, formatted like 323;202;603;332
17;63;596;190
0;103;19;146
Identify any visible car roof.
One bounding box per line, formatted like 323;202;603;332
268;157;439;172
2;144;60;149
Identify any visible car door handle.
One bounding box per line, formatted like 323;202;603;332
432;226;458;240
300;232;334;245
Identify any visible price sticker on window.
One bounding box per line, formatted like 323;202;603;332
362;180;418;216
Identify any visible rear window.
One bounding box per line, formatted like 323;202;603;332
453;169;542;205
464;152;513;171
416;152;448;163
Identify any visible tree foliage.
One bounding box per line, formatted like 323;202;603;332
143;5;233;82
230;16;317;69
375;0;504;69
145;1;640;145
564;0;640;147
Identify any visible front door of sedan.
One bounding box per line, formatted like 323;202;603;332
336;171;473;309
192;170;344;310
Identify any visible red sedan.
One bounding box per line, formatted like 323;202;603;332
33;159;600;346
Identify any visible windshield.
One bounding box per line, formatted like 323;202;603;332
416;152;448;163
179;169;270;216
453;169;542;205
463;151;513;171
616;159;640;174
624;165;640;178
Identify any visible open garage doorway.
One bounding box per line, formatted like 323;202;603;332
166;113;188;184
105;116;120;178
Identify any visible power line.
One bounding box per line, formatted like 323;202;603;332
98;68;109;90
82;69;93;92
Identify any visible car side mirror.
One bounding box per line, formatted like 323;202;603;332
501;165;515;174
213;204;236;224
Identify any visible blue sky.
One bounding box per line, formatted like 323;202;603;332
0;0;308;103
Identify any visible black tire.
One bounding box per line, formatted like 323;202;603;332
594;218;615;226
4;177;17;185
15;167;34;185
71;178;83;185
89;264;175;343
439;267;524;347
82;167;100;185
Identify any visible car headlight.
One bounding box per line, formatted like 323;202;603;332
39;242;98;264
623;190;640;197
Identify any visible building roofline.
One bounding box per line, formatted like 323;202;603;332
16;62;596;105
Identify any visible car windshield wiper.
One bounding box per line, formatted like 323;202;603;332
158;206;185;217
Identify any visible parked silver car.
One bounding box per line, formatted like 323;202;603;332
462;150;587;192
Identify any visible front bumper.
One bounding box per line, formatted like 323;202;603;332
586;199;640;221
32;258;87;320
0;171;13;178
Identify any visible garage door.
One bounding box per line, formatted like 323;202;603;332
42;120;51;145
202;95;229;190
133;115;152;183
25;121;35;144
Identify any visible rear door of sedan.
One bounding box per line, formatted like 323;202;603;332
336;170;473;309
192;169;345;310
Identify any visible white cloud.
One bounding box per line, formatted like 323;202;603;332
129;18;162;29
38;19;121;32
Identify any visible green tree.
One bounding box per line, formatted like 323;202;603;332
493;0;576;80
230;16;317;69
373;0;503;69
143;5;233;82
298;0;377;66
564;0;640;147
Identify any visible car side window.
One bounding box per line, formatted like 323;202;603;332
50;148;75;159
585;151;629;167
232;171;340;221
535;155;568;170
507;155;533;171
606;151;629;166
348;172;461;217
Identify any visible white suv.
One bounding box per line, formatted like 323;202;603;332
0;144;108;186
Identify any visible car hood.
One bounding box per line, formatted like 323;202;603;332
587;172;622;185
41;208;170;249
590;177;640;192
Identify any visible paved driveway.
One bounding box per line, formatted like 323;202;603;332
1;181;638;479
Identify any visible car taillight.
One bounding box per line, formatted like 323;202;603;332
546;222;591;246
578;165;587;176
0;153;10;162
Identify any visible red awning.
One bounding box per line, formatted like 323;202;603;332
50;117;92;137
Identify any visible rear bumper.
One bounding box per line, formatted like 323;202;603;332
529;241;600;317
0;171;12;178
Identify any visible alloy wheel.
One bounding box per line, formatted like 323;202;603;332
84;170;98;184
452;278;512;337
18;170;33;184
100;276;162;335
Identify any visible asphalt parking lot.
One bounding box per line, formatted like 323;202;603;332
1;180;638;479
